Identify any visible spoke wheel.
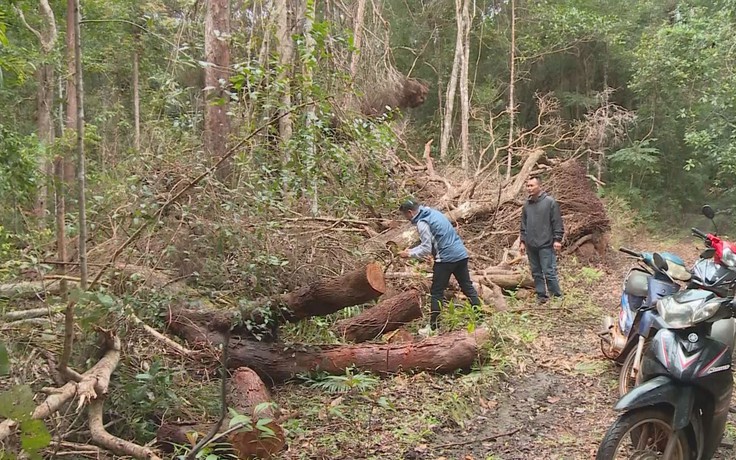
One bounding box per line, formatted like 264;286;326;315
618;344;647;397
596;408;692;460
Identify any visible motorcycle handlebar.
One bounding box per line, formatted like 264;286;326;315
691;227;709;240
618;247;641;258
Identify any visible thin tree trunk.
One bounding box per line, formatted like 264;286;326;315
274;0;293;142
349;0;367;80
459;0;472;170
64;0;77;184
132;32;141;153
439;0;463;160
506;0;516;179
204;0;231;180
15;1;57;223
73;0;87;290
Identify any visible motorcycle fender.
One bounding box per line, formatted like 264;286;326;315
614;376;694;431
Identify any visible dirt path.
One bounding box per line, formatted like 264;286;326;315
430;238;736;459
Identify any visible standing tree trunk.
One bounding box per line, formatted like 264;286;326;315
439;0;464;160
506;0;517;179
73;0;87;291
458;0;472;171
132;29;141;153
204;0;231;180
65;0;77;183
14;1;57;223
349;0;367;80
274;0;293;142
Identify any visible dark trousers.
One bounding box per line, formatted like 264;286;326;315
527;246;563;300
430;258;480;329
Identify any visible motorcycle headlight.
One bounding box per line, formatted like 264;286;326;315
656;297;722;328
722;247;736;268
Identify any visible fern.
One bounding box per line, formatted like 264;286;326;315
307;367;378;393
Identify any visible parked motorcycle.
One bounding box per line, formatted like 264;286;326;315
596;229;736;460
600;249;689;396
615;205;735;395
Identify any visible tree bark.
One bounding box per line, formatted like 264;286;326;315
157;368;285;459
225;328;490;384
64;0;77;183
204;0;231;180
132;30;141;152
349;0;367;80
459;0;472;170
334;289;422;342
274;0;293;142
439;0;463;160
166;262;386;344
13;1;57;222
506;0;517;179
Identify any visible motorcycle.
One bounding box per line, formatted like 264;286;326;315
600;249;689;396
596;229;736;460
615;205;734;395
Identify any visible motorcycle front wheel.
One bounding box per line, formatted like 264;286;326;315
618;344;647;396
596;408;692;460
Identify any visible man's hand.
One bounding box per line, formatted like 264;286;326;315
399;249;411;259
519;241;526;255
553;241;562;252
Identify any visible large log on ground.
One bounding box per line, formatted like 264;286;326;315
166;262;386;343
280;261;386;320
224;328;490;384
157;367;284;459
333;290;422;342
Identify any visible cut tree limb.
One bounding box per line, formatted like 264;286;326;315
157;367;284;459
334;290;422;342
0;331;120;443
221;328;491;384
167;263;387;344
89;399;162;460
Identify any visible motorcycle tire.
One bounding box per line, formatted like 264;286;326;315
596;408;692;460
618;342;647;397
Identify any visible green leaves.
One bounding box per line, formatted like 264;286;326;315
0;385;51;459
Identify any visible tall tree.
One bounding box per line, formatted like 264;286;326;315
439;0;464;160
204;0;231;179
274;0;293;142
13;0;57;221
458;0;472;170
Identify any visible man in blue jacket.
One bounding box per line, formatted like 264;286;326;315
399;199;481;335
519;177;564;304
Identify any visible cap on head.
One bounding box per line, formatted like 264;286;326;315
399;199;420;212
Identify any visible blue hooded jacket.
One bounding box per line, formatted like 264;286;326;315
410;206;469;263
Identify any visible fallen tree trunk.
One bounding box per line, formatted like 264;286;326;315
222;328;490;384
334;290;422;342
168;262;387;344
157;367;284;459
364;149;544;253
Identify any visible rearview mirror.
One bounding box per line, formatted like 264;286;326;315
701;248;716;259
653;252;669;272
702;205;716;220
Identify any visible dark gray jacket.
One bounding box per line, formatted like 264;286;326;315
520;192;564;249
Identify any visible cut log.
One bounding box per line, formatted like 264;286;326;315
222;328;490;384
280;262;386;321
334;290;422;342
478;272;533;290
167;262;387;344
157;367;284;459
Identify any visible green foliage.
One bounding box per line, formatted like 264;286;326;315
0;126;38;208
0;341;9;376
303;367;379;394
0;385;51;459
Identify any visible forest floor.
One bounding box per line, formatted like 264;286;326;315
272;232;736;460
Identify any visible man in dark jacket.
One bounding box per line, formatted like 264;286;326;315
519;177;564;303
399;199;481;334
